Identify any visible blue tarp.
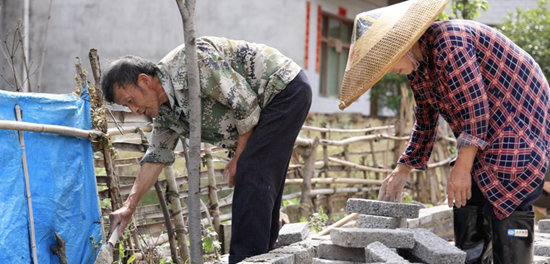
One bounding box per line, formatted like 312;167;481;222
0;88;102;264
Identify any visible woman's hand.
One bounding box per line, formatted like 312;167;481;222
379;164;413;202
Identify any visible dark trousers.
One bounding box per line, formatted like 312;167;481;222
467;177;544;216
228;71;312;263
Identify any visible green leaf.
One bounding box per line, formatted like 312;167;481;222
127;253;137;264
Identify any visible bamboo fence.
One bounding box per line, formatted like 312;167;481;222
91;87;457;261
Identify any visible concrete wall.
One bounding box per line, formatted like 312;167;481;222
2;0;545;115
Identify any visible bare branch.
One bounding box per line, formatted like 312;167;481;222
17;20;31;92
37;0;54;93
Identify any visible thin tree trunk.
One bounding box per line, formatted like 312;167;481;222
164;165;190;262
175;0;203;262
297;138;319;220
154;181;181;264
204;143;221;236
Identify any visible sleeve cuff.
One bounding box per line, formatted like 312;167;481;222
397;161;428;171
457;131;488;150
140;147;175;166
235;105;261;135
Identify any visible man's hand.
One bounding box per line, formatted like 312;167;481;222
223;157;238;188
378;164;413;202
109;204;135;237
223;128;253;188
447;145;477;208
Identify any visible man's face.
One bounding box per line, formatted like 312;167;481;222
113;84;161;118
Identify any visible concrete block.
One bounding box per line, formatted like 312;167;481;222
535;240;550;256
418;212;433;227
276;222;310;247
534;255;550;264
317;241;365;262
291;239;321;258
358;215;407;229
398;228;466;264
365;241;410;263
540;220;550;233
311;258;364;264
420;205;453;222
346;198;421;218
407;218;419;229
331;228;414;249
240;253;294;264
271;245;313;264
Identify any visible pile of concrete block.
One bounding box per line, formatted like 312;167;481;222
309;198;466;264
239;199;466;264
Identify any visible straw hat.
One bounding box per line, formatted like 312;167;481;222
338;0;449;110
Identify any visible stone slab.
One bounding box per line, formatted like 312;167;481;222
331;227;414;249
271;245;313;264
536;240;550;256
540;220;550;233
311;258;363;264
317;241;365;262
290;239;321;259
276;222;310;247
346;199;421;218
365;241;410;263
240;253;294;264
534;255;550;264
358;215;407;229
398;228;466;264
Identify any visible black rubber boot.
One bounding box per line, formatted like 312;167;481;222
453;205;493;264
492;211;535;264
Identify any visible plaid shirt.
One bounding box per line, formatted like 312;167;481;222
399;20;550;219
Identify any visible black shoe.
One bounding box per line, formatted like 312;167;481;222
492;211;534;264
453;205;493;264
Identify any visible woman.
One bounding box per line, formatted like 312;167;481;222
339;1;550;263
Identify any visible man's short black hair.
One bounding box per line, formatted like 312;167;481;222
101;55;159;103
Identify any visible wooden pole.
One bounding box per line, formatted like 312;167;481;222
174;1;203;261
154;181;181;264
164;165;190;262
0;120;103;140
15;105;38;264
315;213;359;237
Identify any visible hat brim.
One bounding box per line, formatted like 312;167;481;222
339;0;450;110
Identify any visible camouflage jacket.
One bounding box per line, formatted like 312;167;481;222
141;37;301;166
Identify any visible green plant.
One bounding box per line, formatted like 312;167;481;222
402;192;413;204
306;206;329;233
202;226;221;260
437;0;490;20
499;0;550;81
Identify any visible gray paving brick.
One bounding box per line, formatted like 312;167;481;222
240;253;294;264
271;245;313;264
535;240;550;256
276;222;310;247
331;227;414;248
533;255;550;264
311;258;363;264
540;220;550;233
290;239;321;258
358;215;407;229
365;241;410;263
317;241;365;262
398;228;466;264
407;218;419;228
346;198;421;218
